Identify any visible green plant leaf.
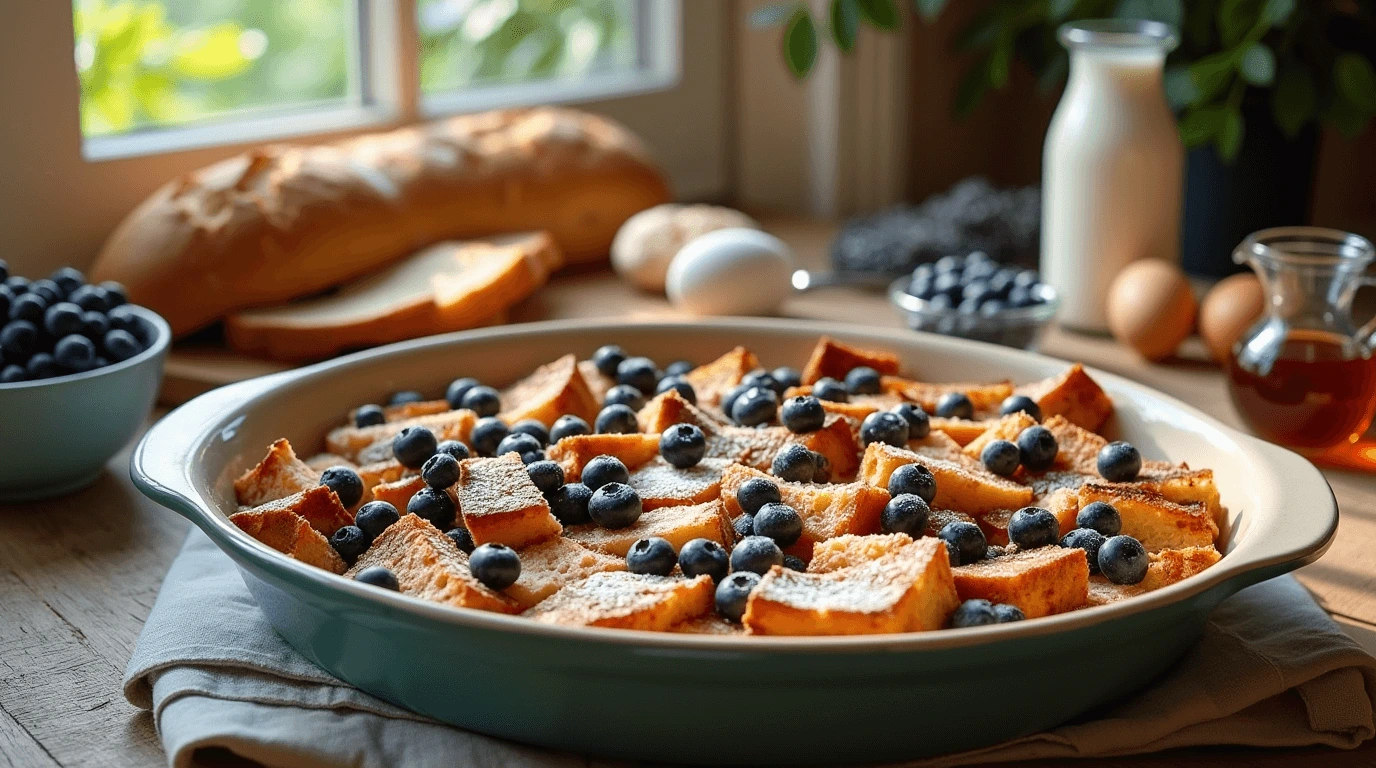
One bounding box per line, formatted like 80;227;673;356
1217;0;1263;48
783;8;818;79
954;59;990;116
172;23;253;80
1271;65;1317;137
831;0;859;52
914;0;948;22
857;0;900;30
1335;53;1376;113
1177;104;1228;147
1217;106;1245;160
1188;51;1237;102
1261;0;1294;25
750;3;799;28
1239;43;1275;86
1114;0;1183;29
1164;66;1199;109
1048;0;1079;21
988;38;1013;88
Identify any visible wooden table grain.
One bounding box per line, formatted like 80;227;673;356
2;217;1374;768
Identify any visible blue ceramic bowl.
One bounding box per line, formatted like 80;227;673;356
131;318;1337;765
0;305;169;501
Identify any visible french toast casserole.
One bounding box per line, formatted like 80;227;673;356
229;336;1225;636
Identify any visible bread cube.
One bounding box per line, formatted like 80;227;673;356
229;505;347;574
684;346;760;407
929;417;999;446
800;336;901;384
962;412;1038;460
302;452;356;473
239;485;354;538
1078;483;1217;552
1014;363;1114;433
807;533;916;573
499;353;600;427
577;359;616;402
881;378;1013;416
860;442;1033;515
719;464;888;549
345;515;519;614
1084;545;1222;606
546;433;662;482
326;409;476;463
524;572;715;631
564;499;734;557
637;389;731;434
506;537;626;609
234;439;319;506
458;453;562;547
671;614;745;635
628;457;730;510
952;546;1088;618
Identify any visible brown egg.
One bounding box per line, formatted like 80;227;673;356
1199;273;1266;363
1106;259;1198;361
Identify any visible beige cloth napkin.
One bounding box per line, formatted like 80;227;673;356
125;530;1376;768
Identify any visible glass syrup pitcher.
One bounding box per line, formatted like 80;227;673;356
1227;227;1376;467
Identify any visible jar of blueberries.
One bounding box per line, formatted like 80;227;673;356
888;251;1059;350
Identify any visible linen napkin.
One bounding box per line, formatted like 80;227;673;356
125;529;1376;768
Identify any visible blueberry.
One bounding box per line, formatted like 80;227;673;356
431;441;468;463
1098;535;1149;585
771;443;817;483
526;460;565;495
0;260;7;281
0;286;10;318
993;603;1026;622
1097;441;1142;482
386;390;424;407
887;463;936;503
592;344;627;377
1007;285;1035;308
0;365;24;383
659;423;707;468
549;483;593;525
446;526;476;554
0;320;38;360
592;404;637;435
588;482;642;529
392;426;438;468
469;543;521;590
939;521;987;566
720;383;750;417
860;411;909;448
81;310;108;340
999;394;1042;421
1008;506;1059;549
616;356;659;393
469;417;508;457
25;353;57;379
988;269;1017;298
99;281;128;306
445;377;480;409
962;280;993;304
1061;528;1107;575
54;334;96;372
1076;501;1122;537
730;535;783;575
550;414;591;443
30;279;64;304
354;501;401;539
812;377;849;403
754;502;803;547
665;359;695;377
892;403;930;438
736;477;782;515
496;431;542;460
354;404;385;428
741;370;782;394
679;538;730;582
654;375;696;404
582;455;629;490
771;366;802;390
5;276;30;294
882;493;931;536
460;385;502;417
949;599;998;628
731;386;778;427
320;466;365;507
811;451;831;483
780;395;825;433
329;525;369;565
733;514;755;538
44;302;83;338
927;293;954;311
408;486;456;529
956;298;982;315
103;329;142;361
1016;426;1058;471
935;254;965;273
107;304;140;334
715;571;760;622
509;419;550;446
354;566;400;591
49;267;83;294
1014;269;1040;288
783;554;807;571
626;537;677;576
9;293;46;324
421;452;461;488
980;439;1021;476
935;392;974;419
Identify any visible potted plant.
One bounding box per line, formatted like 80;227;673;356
755;0;1376;277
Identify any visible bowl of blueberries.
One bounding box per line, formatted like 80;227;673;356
0;260;170;500
889;251;1058;350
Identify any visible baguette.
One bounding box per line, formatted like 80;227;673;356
90;107;672;335
224;232;559;360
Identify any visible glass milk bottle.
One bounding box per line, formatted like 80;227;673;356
1041;20;1183;332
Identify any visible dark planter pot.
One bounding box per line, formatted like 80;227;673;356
1181;102;1321;278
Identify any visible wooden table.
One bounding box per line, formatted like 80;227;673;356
3;218;1374;768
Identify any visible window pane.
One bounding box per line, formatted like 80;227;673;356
418;0;638;94
73;0;354;138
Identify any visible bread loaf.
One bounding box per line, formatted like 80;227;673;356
90;108;671;335
224;232;559;361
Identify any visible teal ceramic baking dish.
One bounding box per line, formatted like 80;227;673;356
131;318;1337;765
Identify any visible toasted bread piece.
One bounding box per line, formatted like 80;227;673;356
498;354;600;427
370;476;423;511
963;413;1039;460
671;614;745;635
929;417;999;446
506;537;626;609
953;546;1088;618
325;409;476;462
780;386;901;421
524;572;715;630
807;532;916;573
802;415;863;480
743;537;958;635
303;452;356;473
348;400;450;424
719;465;888;554
353;459;410;504
1041;415;1106;475
860;442;1033;515
234;439;320;506
628;457;730;510
345;515;520;614
1078;483;1217;552
881;378;1013;416
546;432;662;481
801;336;901;384
684;346;760;407
1134;467;1225;528
907;430;969;462
226;234;561;361
1015;364;1114;433
926;508;978;538
577;359;616;402
458;453;562;548
1084;545;1222;606
241;485;354;538
229;506;347;574
638;389;731;434
564;498;735;557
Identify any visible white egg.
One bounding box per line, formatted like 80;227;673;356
665;228;795;316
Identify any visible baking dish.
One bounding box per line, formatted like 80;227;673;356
131;318;1337;765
